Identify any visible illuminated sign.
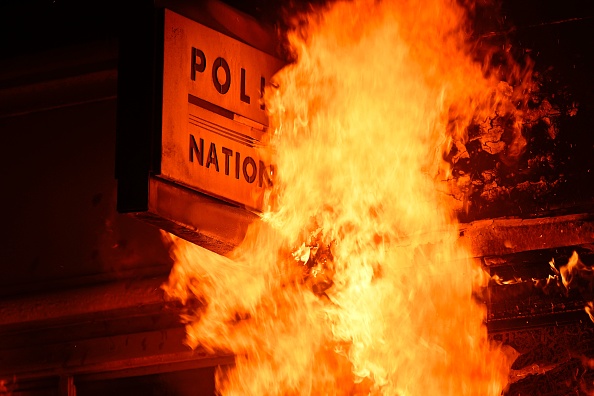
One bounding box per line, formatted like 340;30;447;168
161;10;284;211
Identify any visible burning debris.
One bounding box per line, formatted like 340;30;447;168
551;252;594;321
487;250;594;321
293;232;335;297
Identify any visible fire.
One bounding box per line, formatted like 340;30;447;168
559;252;594;322
163;0;529;394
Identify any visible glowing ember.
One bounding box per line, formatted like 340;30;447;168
163;0;531;393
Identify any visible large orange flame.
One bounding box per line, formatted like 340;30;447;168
164;0;528;393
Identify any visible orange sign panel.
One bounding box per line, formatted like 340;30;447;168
161;10;284;211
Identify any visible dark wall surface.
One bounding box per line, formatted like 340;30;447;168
0;89;173;296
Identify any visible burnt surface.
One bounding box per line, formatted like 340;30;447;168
486;245;594;327
465;4;594;393
455;1;594;222
495;322;594;396
486;245;594;395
